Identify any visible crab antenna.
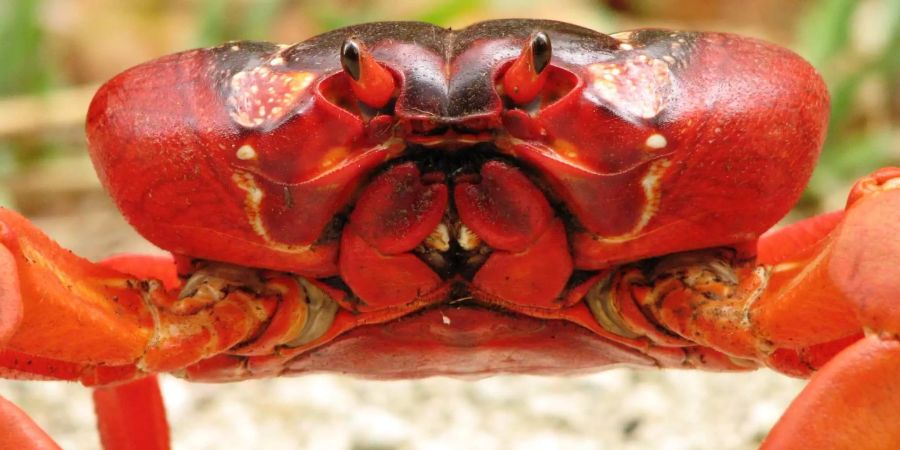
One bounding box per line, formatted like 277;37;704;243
340;38;396;108
501;31;552;105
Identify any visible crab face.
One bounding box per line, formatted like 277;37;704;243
85;19;828;376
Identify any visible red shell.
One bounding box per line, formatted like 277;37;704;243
16;22;900;449
86;20;829;311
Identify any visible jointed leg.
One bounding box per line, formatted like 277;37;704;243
93;376;170;450
760;168;900;449
603;168;900;448
0;208;316;449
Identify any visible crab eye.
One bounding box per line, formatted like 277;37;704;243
501;32;553;105
340;37;396;109
340;39;363;81
531;32;552;73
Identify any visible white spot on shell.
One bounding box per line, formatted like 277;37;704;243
228;67;315;129
269;56;285;66
645;133;668;149
619;43;634;51
588;56;672;120
236;144;257;160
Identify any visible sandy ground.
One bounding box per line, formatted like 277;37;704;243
4;371;805;450
0;195;807;450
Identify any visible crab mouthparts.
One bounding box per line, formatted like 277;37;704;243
338;143;575;312
273;143;644;378
211;143;648;377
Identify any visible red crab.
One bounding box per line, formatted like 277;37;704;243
1;19;898;449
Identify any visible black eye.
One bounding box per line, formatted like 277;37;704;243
341;38;362;81
531;32;552;74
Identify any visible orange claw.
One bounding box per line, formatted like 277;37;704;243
762;336;900;450
584;168;900;446
760;169;900;448
0;207;280;380
0;240;23;347
610;168;900;377
754;167;900;349
829;167;900;335
756;210;843;265
0;208;154;365
0;395;62;450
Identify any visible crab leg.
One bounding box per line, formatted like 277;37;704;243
602;168;900;447
0;376;169;450
0;208;286;379
0;208;157;366
0;395;61;450
612;170;897;365
0;208;319;449
93;376;169;450
0;241;21;347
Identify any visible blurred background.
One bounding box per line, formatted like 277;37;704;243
0;0;897;449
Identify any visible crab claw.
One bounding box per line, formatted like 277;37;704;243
761;167;900;449
763;336;900;450
594;167;900;447
340;37;396;108
0;395;61;450
0;234;22;347
501;31;552;104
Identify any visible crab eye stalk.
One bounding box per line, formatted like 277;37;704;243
340;38;396;109
501;31;552;105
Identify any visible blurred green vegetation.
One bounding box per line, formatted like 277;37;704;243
0;0;54;96
795;0;900;212
195;0;504;46
0;0;52;206
0;0;897;216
